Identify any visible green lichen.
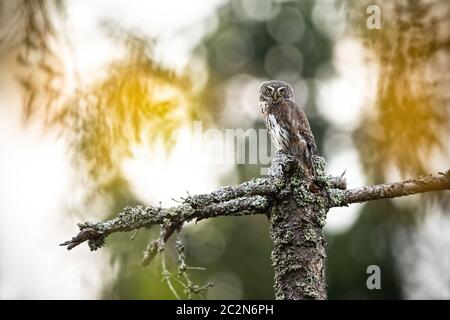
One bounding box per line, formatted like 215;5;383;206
303;225;321;243
313;156;326;178
295;272;320;299
290;169;314;201
315;208;328;227
271;250;303;275
294;185;315;206
274;177;285;191
87;236;106;251
328;189;346;207
289;174;303;188
313;195;329;227
279;230;294;245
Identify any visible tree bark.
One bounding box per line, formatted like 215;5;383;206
269;188;328;299
268;153;328;299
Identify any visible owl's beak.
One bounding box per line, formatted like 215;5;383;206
272;92;278;100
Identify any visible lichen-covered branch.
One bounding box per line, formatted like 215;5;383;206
61;195;271;251
60;151;293;251
61;151;347;252
184;176;281;208
330;170;450;207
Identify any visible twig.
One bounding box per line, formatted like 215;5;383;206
332;170;450;206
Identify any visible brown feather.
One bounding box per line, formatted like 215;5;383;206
262;99;317;176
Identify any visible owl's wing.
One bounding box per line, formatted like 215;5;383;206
284;100;318;155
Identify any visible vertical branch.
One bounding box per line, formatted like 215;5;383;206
269;154;328;300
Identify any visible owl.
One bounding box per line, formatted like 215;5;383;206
259;80;318;177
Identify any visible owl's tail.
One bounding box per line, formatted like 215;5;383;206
295;150;316;179
300;140;318;178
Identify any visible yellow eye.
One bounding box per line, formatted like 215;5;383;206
265;87;273;95
278;87;286;95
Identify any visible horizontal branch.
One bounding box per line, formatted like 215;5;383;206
184;177;280;208
332;170;450;207
61;153;292;251
61;194;270;250
60;151;348;252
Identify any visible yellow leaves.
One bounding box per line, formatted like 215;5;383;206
348;0;450;178
14;5;208;192
358;74;447;178
63;46;198;187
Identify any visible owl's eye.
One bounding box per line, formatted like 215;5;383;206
265;87;274;95
278;87;286;95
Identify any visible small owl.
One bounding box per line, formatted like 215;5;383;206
259;80;318;176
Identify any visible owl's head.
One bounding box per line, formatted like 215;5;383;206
259;80;294;104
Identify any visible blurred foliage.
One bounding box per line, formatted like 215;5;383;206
344;0;450;180
328;0;450;301
327;200;407;299
201;0;332;81
12;1;209;195
62;34;198;193
14;0;66;124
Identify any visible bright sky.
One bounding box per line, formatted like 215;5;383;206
66;0;225;74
